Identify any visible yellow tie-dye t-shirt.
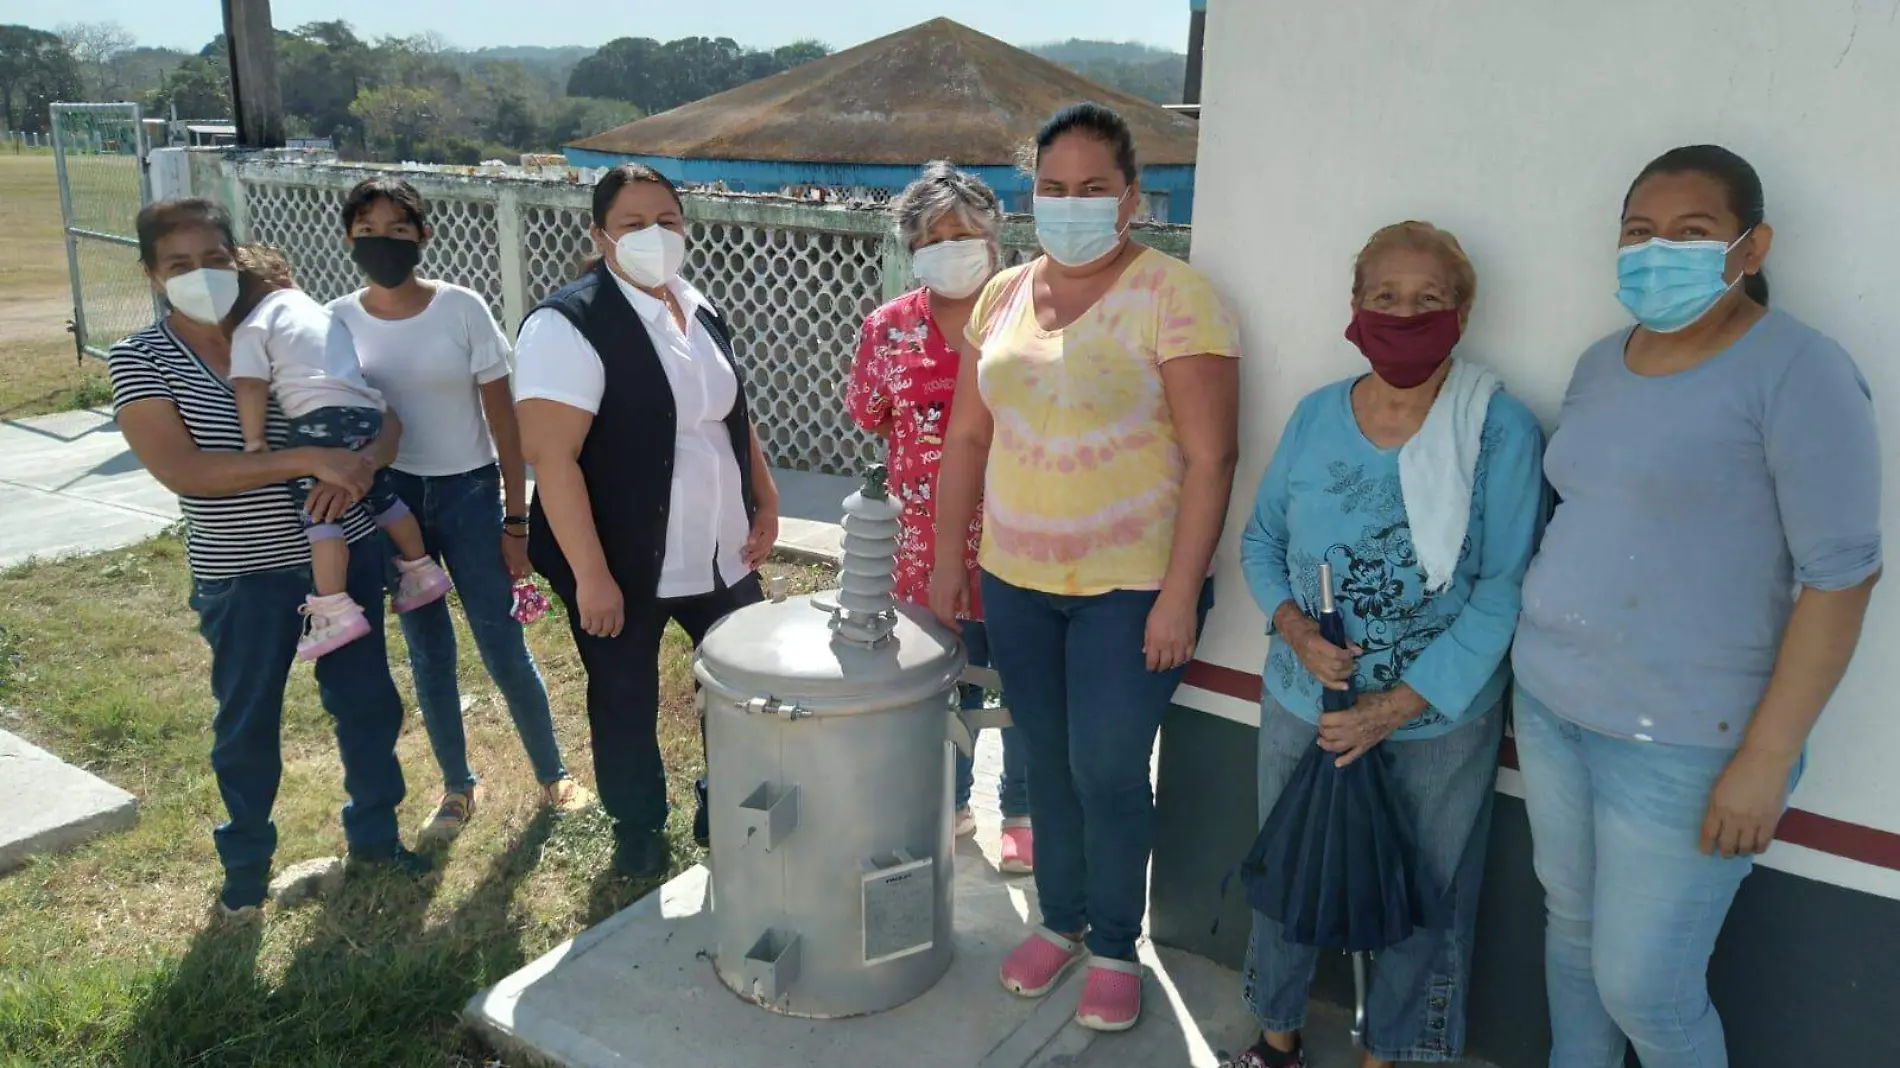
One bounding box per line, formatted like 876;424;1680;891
968;247;1241;596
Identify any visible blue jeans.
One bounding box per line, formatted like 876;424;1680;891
979;571;1212;960
1515;687;1801;1068
1243;696;1504;1063
190;536;408;879
286;406;409;541
954;620;1029;818
385;465;567;791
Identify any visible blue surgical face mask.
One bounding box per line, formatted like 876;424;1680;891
1033;190;1130;267
1615;230;1752;333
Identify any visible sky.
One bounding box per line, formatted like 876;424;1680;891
1;0;1188;54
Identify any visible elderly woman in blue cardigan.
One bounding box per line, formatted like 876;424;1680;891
1231;222;1545;1068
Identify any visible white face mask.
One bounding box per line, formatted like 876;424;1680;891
164;267;241;324
911;238;993;299
610;224;687;288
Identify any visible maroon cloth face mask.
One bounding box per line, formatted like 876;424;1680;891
1345;307;1463;389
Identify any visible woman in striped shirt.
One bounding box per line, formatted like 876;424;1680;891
108;198;432;918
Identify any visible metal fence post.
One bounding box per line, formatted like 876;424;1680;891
878;235;911;304
496;187;527;337
220;157;252;243
50;110;88;362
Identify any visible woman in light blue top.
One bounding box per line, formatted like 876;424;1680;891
1232;222;1545;1068
1514;146;1881;1068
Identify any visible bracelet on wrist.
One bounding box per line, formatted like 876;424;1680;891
503;515;530;527
503;528;528;539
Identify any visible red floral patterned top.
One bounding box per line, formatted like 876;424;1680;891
846;287;984;619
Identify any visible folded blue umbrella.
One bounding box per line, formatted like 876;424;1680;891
1240;740;1427;952
1236;563;1432;1045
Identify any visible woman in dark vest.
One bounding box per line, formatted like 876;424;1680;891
515;164;780;880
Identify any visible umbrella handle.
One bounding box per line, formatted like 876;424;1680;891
1351;952;1369;1049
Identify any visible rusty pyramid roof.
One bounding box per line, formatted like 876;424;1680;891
569;18;1200;167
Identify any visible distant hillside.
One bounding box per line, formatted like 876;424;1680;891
463;45;595;65
448;45;597;97
1027;39;1187;105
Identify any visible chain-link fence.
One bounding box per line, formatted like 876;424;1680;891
52;103;156;360
200;156;1191;475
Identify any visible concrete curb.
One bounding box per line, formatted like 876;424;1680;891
0;729;140;872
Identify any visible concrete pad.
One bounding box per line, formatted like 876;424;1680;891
467;732;1251;1068
0;729;140;871
465;853;1290;1068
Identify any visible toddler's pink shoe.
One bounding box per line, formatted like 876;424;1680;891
297;594;371;661
1075;956;1145;1032
999;927;1086;998
392;556;452;613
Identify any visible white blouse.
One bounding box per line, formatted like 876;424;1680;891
513;272;751;599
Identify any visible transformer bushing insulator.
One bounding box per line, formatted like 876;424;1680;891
832;464;901;646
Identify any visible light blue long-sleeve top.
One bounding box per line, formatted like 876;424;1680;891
1241;376;1548;739
1514;309;1882;748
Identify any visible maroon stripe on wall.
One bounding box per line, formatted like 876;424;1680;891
1182;659;1900;874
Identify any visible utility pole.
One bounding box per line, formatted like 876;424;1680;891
1183;0;1208;107
223;0;285;147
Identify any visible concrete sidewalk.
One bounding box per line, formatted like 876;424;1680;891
0;407;857;571
0;409;180;570
767;466;854;565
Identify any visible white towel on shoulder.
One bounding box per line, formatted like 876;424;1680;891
1399;359;1501;594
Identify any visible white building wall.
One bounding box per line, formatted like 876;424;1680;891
1185;0;1899;893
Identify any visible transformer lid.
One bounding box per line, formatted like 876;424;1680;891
694;593;967;715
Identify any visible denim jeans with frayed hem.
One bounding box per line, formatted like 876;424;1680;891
953;621;1030;818
979;571;1211;961
387;464;568;791
1515;687;1800;1068
192;534;408;878
1242;695;1503;1063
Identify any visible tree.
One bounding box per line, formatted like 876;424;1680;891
566;36;664;109
0;24;84;133
773;40;831;69
56;20;135;99
543;96;642;147
655;37;748;110
278;22;373;148
568;35;828;115
148;55;230;119
465;60;545;150
741;39;831;84
350;83;449;161
105;47;190;106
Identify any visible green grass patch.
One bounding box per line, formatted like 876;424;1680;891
0;539;836;1066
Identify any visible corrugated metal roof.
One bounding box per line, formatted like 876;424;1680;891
569;18;1200;167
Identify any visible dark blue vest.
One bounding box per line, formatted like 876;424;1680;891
524;263;757;600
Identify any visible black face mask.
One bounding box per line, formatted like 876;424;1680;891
351;236;422;288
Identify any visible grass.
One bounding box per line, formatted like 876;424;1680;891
0;541;837;1067
0;153;120;419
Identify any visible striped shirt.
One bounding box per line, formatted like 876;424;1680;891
107;322;377;580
